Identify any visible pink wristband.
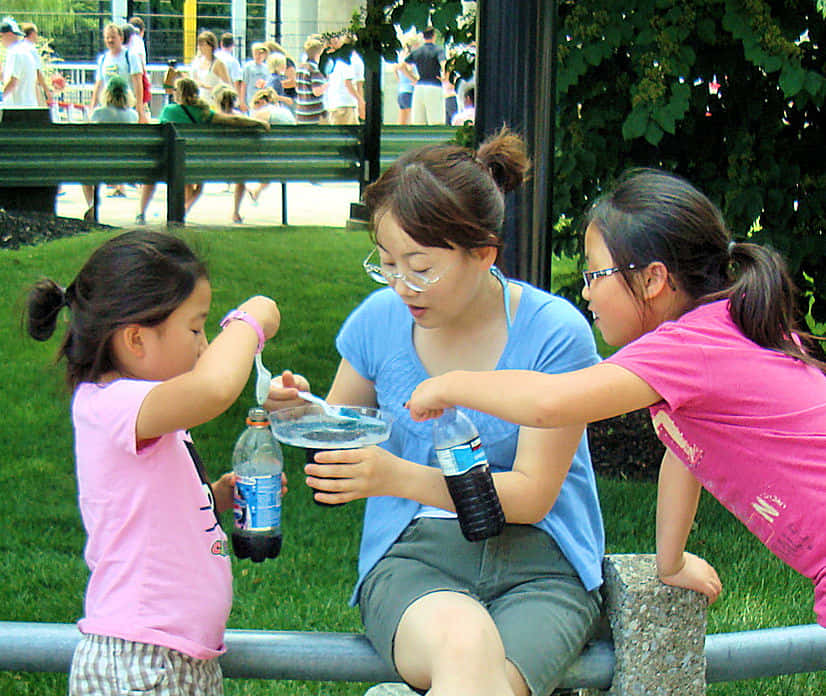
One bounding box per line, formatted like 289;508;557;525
220;309;265;354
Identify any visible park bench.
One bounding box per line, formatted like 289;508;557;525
0;116;458;225
3;555;823;694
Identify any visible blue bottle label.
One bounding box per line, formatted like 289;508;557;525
435;437;487;476
233;474;281;531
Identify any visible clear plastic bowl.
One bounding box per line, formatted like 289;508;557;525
269;404;393;449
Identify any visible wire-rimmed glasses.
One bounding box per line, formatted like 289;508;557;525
362;247;453;293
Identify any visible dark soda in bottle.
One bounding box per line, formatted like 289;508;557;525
231;407;283;561
433;408;505;541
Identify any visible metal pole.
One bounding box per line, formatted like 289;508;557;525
1;621;824;686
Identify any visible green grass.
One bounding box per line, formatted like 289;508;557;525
0;227;822;694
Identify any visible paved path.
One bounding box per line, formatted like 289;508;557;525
56;181;361;229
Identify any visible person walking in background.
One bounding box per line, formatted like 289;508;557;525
216;33;243;96
20;22;52;106
25;229;280;696
402;26;445;125
239;42;270;113
81;76;138;221
190;30;230;102
263;40;297;103
136;77;267;224
322;32;359;125
126;16;152;120
451;86;475;126
0;17;37;107
265;130;605;696
393;31;421;125
265;52;293;108
89;23;146;122
295;35;327;124
408;168;826;627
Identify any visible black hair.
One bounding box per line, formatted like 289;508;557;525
587;168;825;372
363;127;530;259
25;230;208;390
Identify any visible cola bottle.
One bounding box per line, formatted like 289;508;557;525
231;407;283;561
433;408;506;542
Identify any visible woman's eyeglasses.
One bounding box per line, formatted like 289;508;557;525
582;264;637;288
362;247;452;293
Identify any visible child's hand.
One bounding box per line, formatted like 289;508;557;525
659;551;722;604
237;296;280;341
406;375;452;421
211;471;237;515
263;369;310;412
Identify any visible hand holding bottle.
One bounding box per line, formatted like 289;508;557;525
305;446;407;504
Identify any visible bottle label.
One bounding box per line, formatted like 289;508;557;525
233;474;281;531
435;437;487;476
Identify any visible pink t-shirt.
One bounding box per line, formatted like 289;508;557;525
608;300;826;625
72;379;233;658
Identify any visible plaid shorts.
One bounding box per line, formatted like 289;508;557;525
69;634;223;696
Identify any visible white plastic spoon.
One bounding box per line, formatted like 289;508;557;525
296;391;359;421
254;354;272;406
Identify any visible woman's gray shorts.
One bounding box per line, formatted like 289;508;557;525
359;518;602;696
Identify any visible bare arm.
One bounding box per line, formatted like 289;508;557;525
212;59;230;85
407;363;662;428
211;110;270;130
89;80;102;109
656;448;722;602
136;296;279;440
309;361;585;519
2;75;18;99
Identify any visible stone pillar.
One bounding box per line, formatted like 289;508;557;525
599;554;707;696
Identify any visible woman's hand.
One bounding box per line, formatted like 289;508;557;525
305;446;406;504
263;369;310;412
659;551;722;604
406;375;453;422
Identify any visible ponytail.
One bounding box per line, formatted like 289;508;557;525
723;242;825;372
27;278;67;342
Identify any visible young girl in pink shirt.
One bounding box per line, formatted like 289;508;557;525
26;230;280;695
408;169;826;625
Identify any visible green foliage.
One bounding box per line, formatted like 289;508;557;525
553;0;826;332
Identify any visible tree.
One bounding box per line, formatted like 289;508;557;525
356;0;826;335
553;0;826;332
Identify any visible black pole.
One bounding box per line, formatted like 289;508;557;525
474;0;557;290
361;0;382;195
275;0;281;44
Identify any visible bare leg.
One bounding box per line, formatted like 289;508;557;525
185;183;204;215
392;591;527;696
233;183;245;223
137;183;156;223
399;107;411;125
82;184;96;221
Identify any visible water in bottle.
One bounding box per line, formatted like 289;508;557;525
232;407;283;561
433;408;506;542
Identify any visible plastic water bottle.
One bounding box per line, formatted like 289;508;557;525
432;408;506;542
231;407;283;562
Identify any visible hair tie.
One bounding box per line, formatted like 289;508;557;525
727;240;736;257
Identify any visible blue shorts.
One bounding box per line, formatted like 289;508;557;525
397;91;413;110
359;518;602;695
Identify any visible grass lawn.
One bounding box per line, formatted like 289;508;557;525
0;227;822;694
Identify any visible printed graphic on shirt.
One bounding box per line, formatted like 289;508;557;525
184;440;225;541
651;409;704;468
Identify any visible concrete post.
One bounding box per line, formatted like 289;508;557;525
598;554;707;696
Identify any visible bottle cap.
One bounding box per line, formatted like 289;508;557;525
247;406;270;426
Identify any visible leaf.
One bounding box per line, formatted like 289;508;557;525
653;106;676;134
644;120;664;145
622;107;649;140
779;65;806;97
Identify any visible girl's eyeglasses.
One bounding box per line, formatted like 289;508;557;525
362;247;452;293
582;264;637;288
